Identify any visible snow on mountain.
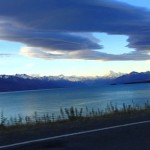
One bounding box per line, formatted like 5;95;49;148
104;71;125;78
15;74;34;79
0;75;9;79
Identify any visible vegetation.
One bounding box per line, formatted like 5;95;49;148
1;101;150;130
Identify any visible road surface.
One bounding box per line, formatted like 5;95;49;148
1;119;150;150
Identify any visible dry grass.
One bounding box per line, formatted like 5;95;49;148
1;101;150;131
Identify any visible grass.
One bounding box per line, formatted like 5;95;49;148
1;101;150;131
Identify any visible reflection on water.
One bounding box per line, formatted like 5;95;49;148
0;83;150;118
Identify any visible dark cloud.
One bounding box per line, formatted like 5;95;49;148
0;0;145;31
0;0;150;60
0;25;102;51
127;34;150;51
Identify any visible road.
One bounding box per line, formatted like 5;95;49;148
1;119;150;150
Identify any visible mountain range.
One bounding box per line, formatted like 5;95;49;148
0;71;150;92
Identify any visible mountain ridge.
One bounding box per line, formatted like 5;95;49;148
0;71;150;92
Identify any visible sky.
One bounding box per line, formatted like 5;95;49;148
0;0;150;77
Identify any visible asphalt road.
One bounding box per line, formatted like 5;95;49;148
1;119;150;150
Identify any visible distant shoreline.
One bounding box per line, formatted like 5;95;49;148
124;80;150;85
0;87;65;94
111;81;150;85
0;85;111;94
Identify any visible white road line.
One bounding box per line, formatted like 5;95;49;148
0;120;150;149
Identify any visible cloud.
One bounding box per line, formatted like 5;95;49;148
0;0;150;60
0;23;102;51
20;47;150;61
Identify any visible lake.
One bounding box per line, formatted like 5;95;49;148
0;83;150;118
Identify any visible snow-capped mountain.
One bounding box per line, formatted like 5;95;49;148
105;71;125;78
0;71;150;92
15;74;34;79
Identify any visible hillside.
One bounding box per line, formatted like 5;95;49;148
113;71;150;84
0;71;150;92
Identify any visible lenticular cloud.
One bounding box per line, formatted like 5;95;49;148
0;0;150;60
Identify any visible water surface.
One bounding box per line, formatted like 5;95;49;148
0;83;150;118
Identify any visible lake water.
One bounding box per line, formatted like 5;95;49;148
0;83;150;118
